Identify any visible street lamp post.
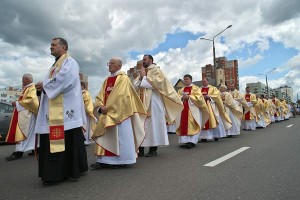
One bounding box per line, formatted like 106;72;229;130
258;67;277;97
200;25;232;86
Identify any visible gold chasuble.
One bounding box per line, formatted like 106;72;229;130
243;94;257;121
201;85;232;130
82;90;94;118
136;64;183;123
254;98;265;121
261;99;271;125
48;53;69;153
272;98;282;117
92;71;147;156
176;85;209;136
230;89;248;109
221;92;243;120
6;84;39;143
281;100;289;117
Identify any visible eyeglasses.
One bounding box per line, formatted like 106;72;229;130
107;62;116;66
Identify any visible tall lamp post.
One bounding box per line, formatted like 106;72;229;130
200;25;232;85
258;67;277;97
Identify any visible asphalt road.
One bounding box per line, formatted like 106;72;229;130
0;117;299;200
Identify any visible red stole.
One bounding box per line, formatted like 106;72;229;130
6;90;25;143
103;76;118;156
180;86;192;135
245;94;251;120
201;87;211;130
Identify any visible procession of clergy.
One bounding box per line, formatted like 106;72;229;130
4;37;293;185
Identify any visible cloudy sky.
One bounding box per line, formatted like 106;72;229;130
0;0;300;101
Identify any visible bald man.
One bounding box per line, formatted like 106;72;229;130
91;57;147;169
5;73;39;161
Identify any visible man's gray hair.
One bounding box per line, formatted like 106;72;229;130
220;84;227;90
111;57;122;67
23;73;33;82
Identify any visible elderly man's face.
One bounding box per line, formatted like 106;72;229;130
108;59;121;74
136;61;143;69
220;87;226;92
50;39;65;58
22;76;28;86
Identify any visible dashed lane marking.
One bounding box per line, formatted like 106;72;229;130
204;147;250;167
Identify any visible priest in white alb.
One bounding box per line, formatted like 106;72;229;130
175;74;209;148
199;78;232;142
35;37;88;185
91;58;147;169
133;55;183;157
5;73;39;161
241;87;257;131
220;85;242;136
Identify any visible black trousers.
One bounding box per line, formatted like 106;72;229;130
38;127;88;182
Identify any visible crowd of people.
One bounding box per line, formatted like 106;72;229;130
4;37;296;186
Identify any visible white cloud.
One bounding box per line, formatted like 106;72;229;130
238;55;264;68
0;0;300;101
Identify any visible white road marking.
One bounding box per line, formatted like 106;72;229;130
204;147;250;167
286;124;293;128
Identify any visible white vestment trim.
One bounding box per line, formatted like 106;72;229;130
15;114;36;152
96;118;136;165
139;79;168;147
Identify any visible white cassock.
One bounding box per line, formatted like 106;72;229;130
35;57;86;135
199;98;226;140
134;78;169;147
256;113;266;128
178;99;203;144
224;100;241;136
211;98;227;138
242;102;256;131
84;115;96;145
96;118;136;165
167;124;176;133
15;102;36;152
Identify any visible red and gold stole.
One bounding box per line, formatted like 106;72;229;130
201;87;211;130
244;94;251;120
180;86;192;136
102;76;118;156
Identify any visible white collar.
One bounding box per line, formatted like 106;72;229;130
110;70;121;77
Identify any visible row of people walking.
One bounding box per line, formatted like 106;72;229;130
4;37;293;186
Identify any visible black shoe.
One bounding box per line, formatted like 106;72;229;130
198;139;207;143
227;135;233;138
138;147;145;157
186;142;195;149
28;150;35;156
90;162;110;170
68;177;79;182
145;151;157;157
42;180;59;186
6;153;22;161
110;164;128;169
214;138;219;141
